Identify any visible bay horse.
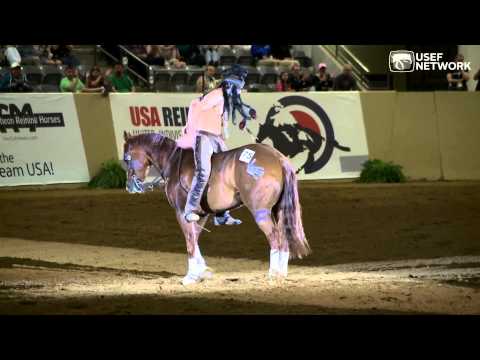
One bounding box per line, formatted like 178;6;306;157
123;131;310;285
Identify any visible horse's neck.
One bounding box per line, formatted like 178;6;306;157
152;137;178;178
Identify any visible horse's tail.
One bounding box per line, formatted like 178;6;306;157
275;159;311;259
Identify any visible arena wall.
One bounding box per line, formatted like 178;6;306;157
73;94;118;179
434;92;480;180
2;91;480;187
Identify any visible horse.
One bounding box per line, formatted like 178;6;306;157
122;131;310;285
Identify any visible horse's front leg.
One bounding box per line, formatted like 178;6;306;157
176;211;211;285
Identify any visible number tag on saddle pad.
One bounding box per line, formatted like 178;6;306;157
239;149;255;163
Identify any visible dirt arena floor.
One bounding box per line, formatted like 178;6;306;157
1;181;480;315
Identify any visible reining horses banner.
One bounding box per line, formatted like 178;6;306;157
109;92;369;180
0;94;90;186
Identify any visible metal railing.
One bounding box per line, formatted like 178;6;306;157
96;45;154;89
323;45;392;90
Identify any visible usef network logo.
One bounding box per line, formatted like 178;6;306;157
389;51;415;72
389;50;471;73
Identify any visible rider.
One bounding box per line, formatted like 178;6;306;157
176;64;256;224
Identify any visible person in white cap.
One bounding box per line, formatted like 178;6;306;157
4;45;21;67
313;63;333;91
0;63;33;92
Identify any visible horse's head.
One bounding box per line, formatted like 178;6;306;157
123;131;152;194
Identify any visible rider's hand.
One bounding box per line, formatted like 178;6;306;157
249;108;257;119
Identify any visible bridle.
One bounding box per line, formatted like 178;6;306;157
125;136;178;192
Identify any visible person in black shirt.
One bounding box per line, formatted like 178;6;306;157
447;54;469;91
474;68;480;91
333;64;358;91
312;63;333;91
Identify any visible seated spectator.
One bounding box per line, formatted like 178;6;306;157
275;71;292;92
4;45;21;66
145;45;165;66
474;68;480;91
51;45;80;68
107;62;135;92
313;63;333;91
200;45;220;66
288;62;303;91
447;54;469;91
82;65;105;93
251;45;271;60
177;45;205;66
0;63;33;92
158;45;186;69
60;66;85;93
39;45;62;65
333;64;358;91
196;64;219;93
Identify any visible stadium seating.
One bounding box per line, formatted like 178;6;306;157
218;48;237;66
154;69;171;92
259;66;278;86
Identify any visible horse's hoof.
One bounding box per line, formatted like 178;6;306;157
181;274;201;286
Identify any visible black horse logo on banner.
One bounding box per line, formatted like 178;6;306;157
256;96;351;174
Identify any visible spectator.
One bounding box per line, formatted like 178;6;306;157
251;45;271;60
4;45;21;66
51;45;80;68
158;45;186;69
447;54;469;91
275;71;292;92
0;63;33;92
60;66;85;93
333;64;358;91
196;64;219;93
107;62;135;92
177;45;205;66
312;63;333;91
474;68;480;91
39;45;61;65
145;45;165;66
289;62;304;91
82;65;105;93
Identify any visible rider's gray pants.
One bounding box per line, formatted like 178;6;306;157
184;131;227;215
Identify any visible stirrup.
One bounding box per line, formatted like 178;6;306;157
184;212;200;223
214;213;242;226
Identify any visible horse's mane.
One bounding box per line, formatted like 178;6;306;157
127;133;168;149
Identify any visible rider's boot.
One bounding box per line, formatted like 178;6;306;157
214;210;242;226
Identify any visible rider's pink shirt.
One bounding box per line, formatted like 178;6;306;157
176;88;225;149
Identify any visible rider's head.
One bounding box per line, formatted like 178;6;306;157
222;64;248;92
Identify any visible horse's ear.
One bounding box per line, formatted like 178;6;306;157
123;131;130;141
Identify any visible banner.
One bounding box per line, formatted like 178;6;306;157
109;92;369;180
0;94;90;186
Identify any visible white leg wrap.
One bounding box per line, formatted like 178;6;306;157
194;243;206;268
269;249;280;277
278;251;289;277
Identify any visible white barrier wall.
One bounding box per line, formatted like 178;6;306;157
0;94;90;186
108;92;370;180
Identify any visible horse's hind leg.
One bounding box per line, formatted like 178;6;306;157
176;211;211;285
252;210;289;279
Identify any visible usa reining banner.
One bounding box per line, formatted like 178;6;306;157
109;92;369;180
0;94;90;186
